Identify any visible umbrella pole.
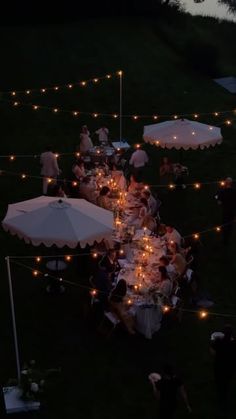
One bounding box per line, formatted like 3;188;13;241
119;71;123;143
6;256;21;384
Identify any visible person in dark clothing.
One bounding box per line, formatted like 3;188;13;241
99;249;119;282
215;177;236;244
149;364;191;419
210;324;236;418
93;267;112;310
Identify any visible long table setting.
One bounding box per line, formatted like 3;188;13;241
114;229;168;339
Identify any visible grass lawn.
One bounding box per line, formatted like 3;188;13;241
1;12;236;419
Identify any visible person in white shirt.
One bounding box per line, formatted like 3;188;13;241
79;125;93;154
164;225;182;246
159;256;177;280
129;147;149;169
96;126;109;143
40;146;60;194
142;189;160;216
129;146;149;180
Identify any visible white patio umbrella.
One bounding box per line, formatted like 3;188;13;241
2;196;114;385
2;195;114;248
143;118;223;150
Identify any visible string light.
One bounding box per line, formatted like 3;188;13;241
65;255;72;262
163;305;170;313
21;174;27;179
2;96;236;123
13;101;19;106
194;183;201;189
169;184;175;189
53;108;58;113
7;256;236;321
9;156;15;161
36;257;41;263
1;71;119;97
199;310;208;319
72;181;78;187
33;270;39;277
90;289;97;296
47;178;52;184
193;233;199;240
216;226;221;232
33;105;39;110
92;252;98;258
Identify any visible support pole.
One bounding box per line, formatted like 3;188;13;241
119;70;123;143
6;256;21;384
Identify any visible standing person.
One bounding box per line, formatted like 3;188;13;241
215;177;236;244
79;125;93;154
95;126;109;144
210;324;236;418
129;145;149;180
149;364;192;419
40;146;60;195
159;157;173;186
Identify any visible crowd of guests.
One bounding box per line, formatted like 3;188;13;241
38;126;236;419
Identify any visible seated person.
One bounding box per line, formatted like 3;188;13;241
96;186;112;210
156;266;173;300
130;197;149;229
79;176;97;203
93;267;112;310
141;214;157;234
156;222;167;237
172;163;188;187
127;174;140;193
159;256;176;280
142;189;160;217
109;279;135;335
111;164;127;191
99;249;119;282
72;160;86;180
168;243;187;277
164;225;182;246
